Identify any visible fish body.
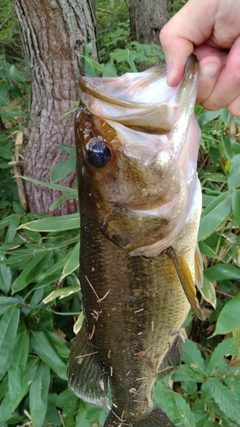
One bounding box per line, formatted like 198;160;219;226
68;56;204;427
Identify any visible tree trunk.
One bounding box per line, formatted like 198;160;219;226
12;0;98;215
128;0;168;45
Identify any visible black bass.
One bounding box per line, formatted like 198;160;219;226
68;56;205;427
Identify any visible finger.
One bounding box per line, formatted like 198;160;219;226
193;45;224;104
160;0;217;86
228;95;240;118
200;37;240;111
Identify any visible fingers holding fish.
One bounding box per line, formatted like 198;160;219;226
194;37;240;116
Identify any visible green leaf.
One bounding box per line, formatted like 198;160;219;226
0;306;20;376
56;389;78;427
201;172;227;183
60;242;80;280
202;378;239;423
182;340;206;375
17;175;78;196
30;362;50;427
44;330;70;359
0;296;22;315
83;43;99;77
59;102;79;119
232;188;240;226
4;214;21;242
0;255;11;294
43;285;79;303
8;332;29;405
213;293;240;335
82;56;117;77
51;156;75;183
171;393;196;427
198;241;219;259
154;381;175;423
55;144;76;155
11;251;52;293
204;263;240;281
172;364;204;384
38;253;71;281
206;338;238;375
19;213;80;232
9;65;25;82
199;277;216;309
49;192;77;211
0;359;38;424
228;154;240;190
198;192;232;241
30;330;67;380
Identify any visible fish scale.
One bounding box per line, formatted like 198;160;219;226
80;216;189;423
68;55;204;427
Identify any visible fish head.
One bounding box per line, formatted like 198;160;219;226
76;56;200;256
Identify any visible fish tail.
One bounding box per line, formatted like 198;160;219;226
104;405;175;427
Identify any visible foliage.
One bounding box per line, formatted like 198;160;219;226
0;1;240;426
0;54;30;218
0;0;24;59
96;0;130;64
168;0;188;18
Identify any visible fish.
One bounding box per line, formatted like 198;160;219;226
68;55;205;427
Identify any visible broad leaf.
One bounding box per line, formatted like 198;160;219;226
199;277;216;309
60;242;80;280
11;251;52;293
232;188;240;226
228;154;240;190
30;362;50;427
50;156;75;183
8;332;29;405
204;263;240;282
206;338;238;376
182;340;206;375
0;255;11;293
202;378;239;423
198;192;232;241
0;359;38;424
19;213;80;232
30;330;67;380
214;293;240;335
0;306;20;376
43;285;79;304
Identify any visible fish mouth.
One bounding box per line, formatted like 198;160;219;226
80;56;198;135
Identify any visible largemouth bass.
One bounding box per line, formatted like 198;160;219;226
68;56;205;427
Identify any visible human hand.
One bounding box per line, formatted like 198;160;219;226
160;0;240;117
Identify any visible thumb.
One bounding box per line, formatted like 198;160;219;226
160;0;217;86
160;27;193;86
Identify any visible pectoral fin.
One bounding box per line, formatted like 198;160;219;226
68;320;109;407
194;245;203;290
166;247;205;321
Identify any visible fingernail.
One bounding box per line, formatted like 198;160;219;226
200;63;220;80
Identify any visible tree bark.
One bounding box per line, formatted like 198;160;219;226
12;0;98;215
128;0;168;45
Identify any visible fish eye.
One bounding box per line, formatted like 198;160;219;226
86;137;112;168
